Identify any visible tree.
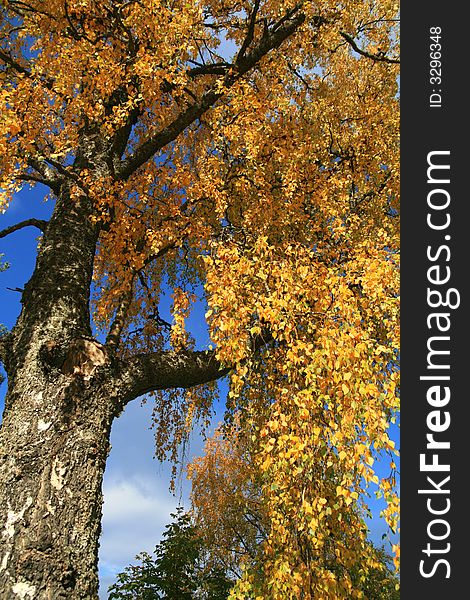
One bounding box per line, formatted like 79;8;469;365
108;507;232;600
109;492;399;600
0;1;399;598
188;421;399;598
350;546;400;600
187;422;267;583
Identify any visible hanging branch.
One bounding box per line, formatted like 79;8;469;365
340;31;400;64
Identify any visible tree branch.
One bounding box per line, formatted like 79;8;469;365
11;150;65;194
17;161;63;193
0;48;32;77
0;48;55;89
106;240;179;348
15;173;52;188
340;31;399;64
187;62;232;77
105;285;134;348
0;219;48;239
113;327;274;409
116;8;307;180
235;0;261;65
114;348;230;408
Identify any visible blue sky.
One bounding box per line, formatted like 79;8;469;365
0;184;399;597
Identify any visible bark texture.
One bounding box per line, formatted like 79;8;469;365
0;174;112;598
0;368;116;598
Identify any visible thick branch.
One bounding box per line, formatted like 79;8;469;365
187;62;232;77
15;146;67;193
115;349;230;407
116;9;306;180
236;0;261;65
105;286;134;348
116;88;220;179
26;156;64;190
15;173;53;188
114;329;273;408
0;218;48;239
16;163;63;193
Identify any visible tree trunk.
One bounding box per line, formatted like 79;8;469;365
0;175;113;598
0;368;117;599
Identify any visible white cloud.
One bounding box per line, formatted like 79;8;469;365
99;477;181;598
100;477;177;563
98;399;184;598
97;391;225;598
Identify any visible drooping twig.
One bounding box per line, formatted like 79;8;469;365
106;240;178;348
340;31;400;64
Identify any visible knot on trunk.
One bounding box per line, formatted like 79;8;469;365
61;338;108;380
41;337;109;381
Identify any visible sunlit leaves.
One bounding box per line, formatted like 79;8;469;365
1;0;399;595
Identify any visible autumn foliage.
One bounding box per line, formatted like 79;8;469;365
1;0;399;597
